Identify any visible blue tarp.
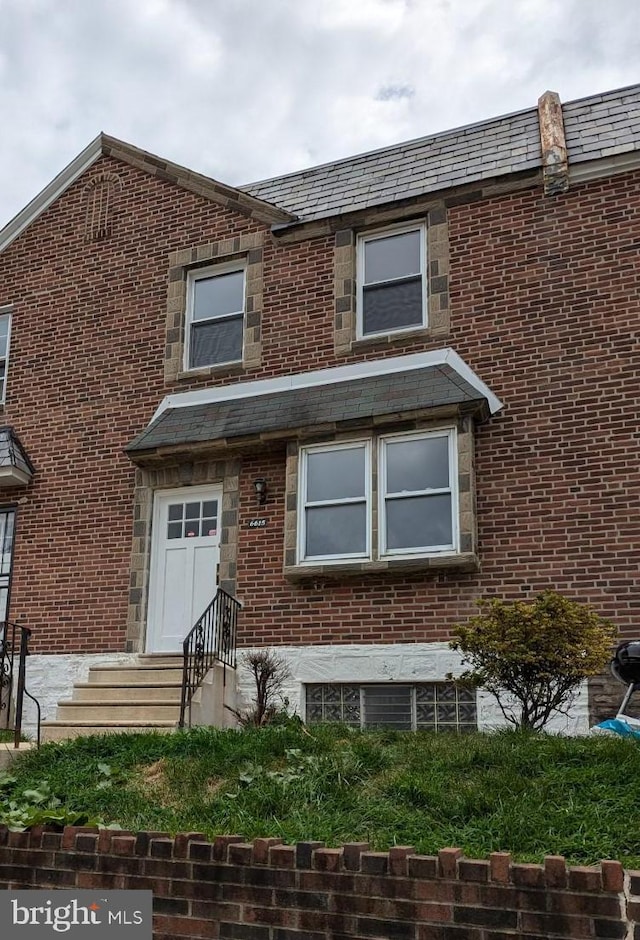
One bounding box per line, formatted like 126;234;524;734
592;718;640;738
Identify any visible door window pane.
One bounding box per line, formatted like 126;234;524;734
166;500;219;539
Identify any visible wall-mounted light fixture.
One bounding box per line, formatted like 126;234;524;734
253;478;268;505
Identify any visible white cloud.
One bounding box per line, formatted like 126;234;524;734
0;0;639;227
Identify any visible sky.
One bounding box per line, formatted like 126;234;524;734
1;0;639;229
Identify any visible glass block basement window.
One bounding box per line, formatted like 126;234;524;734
305;683;477;731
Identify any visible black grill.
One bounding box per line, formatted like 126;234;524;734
611;641;640;685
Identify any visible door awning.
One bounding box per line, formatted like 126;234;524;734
0;427;35;487
126;349;503;460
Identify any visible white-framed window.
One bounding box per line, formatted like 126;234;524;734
185;264;245;370
379;430;457;556
297;429;458;565
357;224;426;338
298;440;371;562
0;311;12;403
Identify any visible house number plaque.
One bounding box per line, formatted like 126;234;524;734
248;518;267;528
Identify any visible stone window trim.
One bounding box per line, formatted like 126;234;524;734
284;415;477;580
334;206;450;356
126;458;240;653
164;232;264;385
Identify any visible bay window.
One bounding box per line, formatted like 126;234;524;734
298;428;458;564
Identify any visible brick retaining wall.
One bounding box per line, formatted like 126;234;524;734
0;827;637;938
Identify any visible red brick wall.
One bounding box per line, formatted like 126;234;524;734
0;827;632;939
0;153;638;652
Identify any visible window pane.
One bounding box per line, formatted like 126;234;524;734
185;503;200;519
385;493;453;550
202;500;218;518
0;315;8;359
386;436;450;493
362;278;423;335
364;231;420;283
306;447;366;502
190;316;243;367
193;271;244;321
168;504;183;522
364;686;412;730
305;504;366;557
167;522;182;540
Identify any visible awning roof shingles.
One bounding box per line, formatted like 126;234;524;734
126;365;491;457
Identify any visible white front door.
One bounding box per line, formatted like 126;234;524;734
146;486;222;653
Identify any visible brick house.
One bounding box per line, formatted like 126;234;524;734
0;83;638;738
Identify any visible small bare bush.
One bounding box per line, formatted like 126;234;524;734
228;650;291;727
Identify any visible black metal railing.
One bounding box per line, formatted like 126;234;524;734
179;588;240;728
0;621;41;748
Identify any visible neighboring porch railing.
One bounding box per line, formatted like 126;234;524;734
179;588;240;728
0;621;41;748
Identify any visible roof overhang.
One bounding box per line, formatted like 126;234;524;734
0;427;35;487
126;349;503;463
0;134;295;255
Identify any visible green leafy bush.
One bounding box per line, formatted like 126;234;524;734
0;771;104;831
450;591;615;730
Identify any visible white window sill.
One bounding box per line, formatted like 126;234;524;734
351;326;432;348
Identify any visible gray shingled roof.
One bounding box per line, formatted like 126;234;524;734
0;427;34;476
242;108;541;223
126;365;488;454
563;84;640;164
241;83;640;223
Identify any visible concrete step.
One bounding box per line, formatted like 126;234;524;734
41;721;177;743
88;665;184;684
137;654;183;665
55;701;180;722
0;742;36;770
73;683;182;703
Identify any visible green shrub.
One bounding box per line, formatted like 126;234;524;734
450;591;615;731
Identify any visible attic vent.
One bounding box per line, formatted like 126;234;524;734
84;172;121;240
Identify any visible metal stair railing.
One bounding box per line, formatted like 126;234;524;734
0;620;41;748
179;588;240;729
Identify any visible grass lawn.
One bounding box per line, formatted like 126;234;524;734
3;724;640;867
